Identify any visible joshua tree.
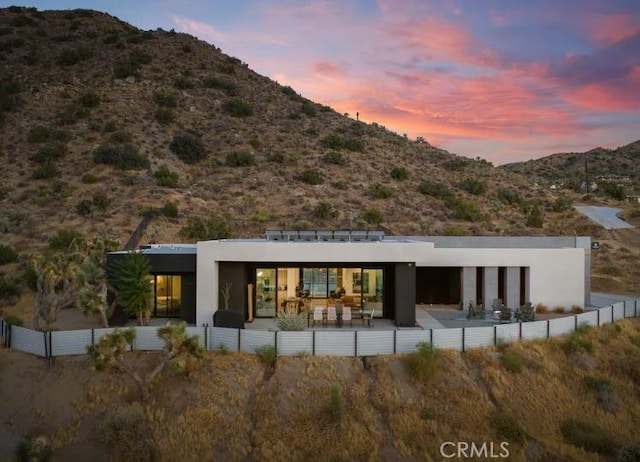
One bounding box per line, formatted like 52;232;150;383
76;236;120;327
87;322;203;401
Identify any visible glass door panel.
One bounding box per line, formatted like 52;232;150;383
256;268;277;317
362;269;383;317
154;275;182;318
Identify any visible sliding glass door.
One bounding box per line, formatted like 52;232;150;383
256;268;277;317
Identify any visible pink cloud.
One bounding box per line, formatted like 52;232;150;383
386;17;501;67
310;60;344;77
588;13;640;47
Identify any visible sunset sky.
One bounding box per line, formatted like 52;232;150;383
12;0;640;164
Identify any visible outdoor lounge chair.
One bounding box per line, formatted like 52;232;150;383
312;307;324;327
342;306;352;327
327;306;337;327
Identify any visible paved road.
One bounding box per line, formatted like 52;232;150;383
573;206;633;230
590;292;635;307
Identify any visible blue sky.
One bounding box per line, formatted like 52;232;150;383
6;0;640;164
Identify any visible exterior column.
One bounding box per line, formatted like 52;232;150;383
483;267;498;310
461;267;477;310
505;266;521;309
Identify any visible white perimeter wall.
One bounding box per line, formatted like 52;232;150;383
196;240;585;326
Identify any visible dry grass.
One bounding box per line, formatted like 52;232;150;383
2;319;640;460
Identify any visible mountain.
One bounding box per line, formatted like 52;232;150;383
500;140;640;187
0;6;639;297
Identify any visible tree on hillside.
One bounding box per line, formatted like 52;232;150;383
30;252;80;331
108;251;153;326
87;323;204;401
76;236;120;327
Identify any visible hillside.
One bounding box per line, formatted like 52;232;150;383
500;141;640;189
0;5;639;298
1;319;639;460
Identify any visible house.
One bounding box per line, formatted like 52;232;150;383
107;232;591;327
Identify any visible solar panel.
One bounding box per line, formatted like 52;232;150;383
264;230;385;241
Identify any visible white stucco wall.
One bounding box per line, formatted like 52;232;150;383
196;240;585;326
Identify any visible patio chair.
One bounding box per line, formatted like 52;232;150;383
312;306;324;327
363;308;375;328
327;306;337;327
342;306;352;327
515;302;535;322
498;305;512;323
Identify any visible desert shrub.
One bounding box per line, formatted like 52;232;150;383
322;151;346;165
404;343;443;382
297;169;323;185
56;47;93;66
536;304;549;314
180;217;234;240
203;76;237;94
15;435;52;462
0;244;18;265
173;76;193;89
222;98;253;117
560;419;617;455
442;158;469;171
418;181;453;200
160;201;178;218
108;131;133;144
324;383;346;421
255;345;277;368
92;191;110;213
369;183;394;199
582;376;611;392
48;229;83;251
390;166;409;180
0;273;20;303
617;445;640;462
570;305;584;313
490;413;526;443
500;350;524;373
78;91;100;108
563;330;594;355
522;202;544;228
419;407;434;421
332;181;347;190
447;198;483;222
81;173;98;184
598;181;625;200
552;196;572;212
362;208;384;225
1;311;23;325
313;201;339;220
31;143;66;163
153;166;179;188
226;151;255;167
27;125;50;143
321;134;364;152
300;101;317;117
282;85;297;97
93;144;149;170
497;187;522;205
55;104;89;125
459;177;487;195
96;403;154;461
102;120;117;132
32;162;59;179
152;90;177;107
266;152;285;163
443;227;468;236
75;199;93;217
155;108;175;124
169;133;206;164
553;306;565;313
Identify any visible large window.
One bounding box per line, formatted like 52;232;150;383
153;275;181;318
